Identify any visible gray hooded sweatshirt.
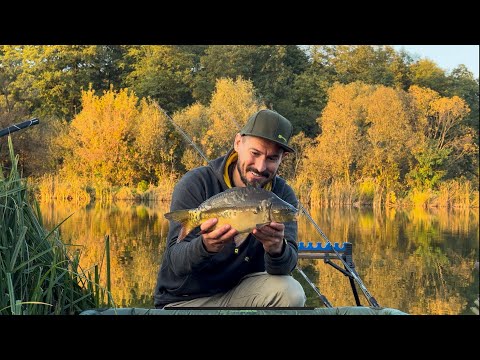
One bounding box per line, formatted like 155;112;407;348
153;149;299;308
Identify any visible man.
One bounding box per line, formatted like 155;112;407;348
153;109;306;308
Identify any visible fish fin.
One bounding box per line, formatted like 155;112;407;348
164;209;190;223
164;210;196;242
234;233;249;247
255;222;270;229
178;224;195;242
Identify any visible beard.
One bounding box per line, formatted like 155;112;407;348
236;161;274;188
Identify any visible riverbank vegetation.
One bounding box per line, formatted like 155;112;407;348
0;138;109;314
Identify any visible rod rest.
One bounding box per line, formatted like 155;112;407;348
298;241;352;260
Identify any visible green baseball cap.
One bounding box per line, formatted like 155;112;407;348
240;109;295;153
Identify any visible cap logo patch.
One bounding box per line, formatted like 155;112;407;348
278;134;287;142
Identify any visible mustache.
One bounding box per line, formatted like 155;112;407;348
246;166;270;178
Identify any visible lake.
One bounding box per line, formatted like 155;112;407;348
40;201;479;315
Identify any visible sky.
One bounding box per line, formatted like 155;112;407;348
392;45;479;78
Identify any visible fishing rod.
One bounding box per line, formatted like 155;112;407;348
0;118;39;138
153;101;335;307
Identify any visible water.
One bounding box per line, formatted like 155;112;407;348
40;201;479;314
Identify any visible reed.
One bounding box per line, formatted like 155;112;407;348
0;137;108;314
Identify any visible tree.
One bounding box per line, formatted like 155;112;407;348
205;77;264;159
315;82;373;184
134;98;177;183
324;45;411;88
363;85;416;190
1;45;130;121
125;46;195;114
410;59;448;94
409;85;476;181
192;45;308;128
62;88;139;188
446;65;479;134
173;102;211;171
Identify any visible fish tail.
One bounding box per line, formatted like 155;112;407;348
164;210;197;242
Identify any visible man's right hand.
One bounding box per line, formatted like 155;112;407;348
200;218;238;253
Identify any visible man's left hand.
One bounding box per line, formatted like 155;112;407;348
252;222;285;256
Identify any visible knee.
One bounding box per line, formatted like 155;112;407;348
266;275;306;307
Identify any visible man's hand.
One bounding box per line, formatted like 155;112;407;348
200;218;238;253
252;222;285;256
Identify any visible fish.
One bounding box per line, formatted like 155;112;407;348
164;186;299;246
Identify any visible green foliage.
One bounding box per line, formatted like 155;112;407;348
410;59;448;94
407;141;450;190
0;45;130;121
192;45;308;129
312;45;412;88
125;46;195;113
447;65;479;132
136;180;149;193
358;178;376;203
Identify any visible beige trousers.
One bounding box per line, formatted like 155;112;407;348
165;272;306;308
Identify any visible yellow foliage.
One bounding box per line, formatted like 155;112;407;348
410;188;433;208
358;178;376;202
317;82;373;183
206;77;264;158
65;87;140;187
181;148;204;171
114;186;139;201
386;191;397;207
135;98;172;178
408;85;440;134
173;102;210;145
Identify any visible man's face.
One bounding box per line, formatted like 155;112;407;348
233;134;285;188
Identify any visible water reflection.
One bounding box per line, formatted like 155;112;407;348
40;200;170;308
40;201;479;314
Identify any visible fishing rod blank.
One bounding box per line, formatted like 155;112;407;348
296;266;333;308
152;103;210;164
0;118;39;138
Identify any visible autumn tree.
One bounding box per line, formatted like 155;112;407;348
204;77;264;159
363;86;415;191
134;98;178;183
315;82;373;185
62;88;139;190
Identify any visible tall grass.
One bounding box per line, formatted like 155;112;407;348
0;137;108;315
